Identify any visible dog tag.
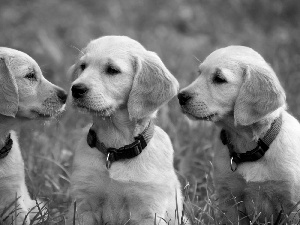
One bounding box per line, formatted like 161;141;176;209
106;153;112;169
230;157;238;172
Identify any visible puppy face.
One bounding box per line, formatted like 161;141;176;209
0;47;67;119
179;46;286;126
70;36;179;120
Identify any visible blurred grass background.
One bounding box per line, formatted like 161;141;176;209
1;0;300;223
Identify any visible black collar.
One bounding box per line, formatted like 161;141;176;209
220;115;282;171
87;120;154;169
0;133;13;159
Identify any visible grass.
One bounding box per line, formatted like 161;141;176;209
1;0;300;224
1;196;48;225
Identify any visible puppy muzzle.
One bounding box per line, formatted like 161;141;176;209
71;83;89;99
178;91;192;106
56;88;68;104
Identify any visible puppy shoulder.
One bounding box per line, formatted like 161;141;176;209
152;125;173;148
9;130;18;140
74;124;92;152
276;111;300;156
149;125;176;163
281;111;300;133
7;130;23;162
274;111;300;181
71;124;106;174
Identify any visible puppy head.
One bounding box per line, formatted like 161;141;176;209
0;47;67;119
70;35;178;120
179;46;285;126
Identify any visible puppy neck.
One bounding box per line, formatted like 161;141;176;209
218;108;283;153
91;109;151;149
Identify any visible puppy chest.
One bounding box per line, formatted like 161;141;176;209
75;178;166;224
99;195;153;224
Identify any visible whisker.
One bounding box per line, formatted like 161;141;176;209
70;45;84;56
193;55;201;63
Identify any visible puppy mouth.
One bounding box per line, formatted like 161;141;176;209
196;113;217;121
182;109;217;121
74;102;114;117
31;110;52;118
30;106;65;119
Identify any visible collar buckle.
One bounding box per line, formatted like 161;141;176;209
133;141;142;155
131;139;143;155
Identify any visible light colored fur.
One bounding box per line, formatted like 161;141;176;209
68;36;188;225
0;131;41;225
179;46;300;224
0;47;66;224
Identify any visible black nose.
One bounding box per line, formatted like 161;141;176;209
71;83;89;99
57;89;68;104
178;91;191;105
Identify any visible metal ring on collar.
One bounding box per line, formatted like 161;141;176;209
230;157;238;172
106;153;112;169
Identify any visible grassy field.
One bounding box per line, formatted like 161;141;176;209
1;0;300;224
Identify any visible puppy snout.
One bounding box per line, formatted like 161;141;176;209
178;91;191;105
72;83;89;99
56;89;68;104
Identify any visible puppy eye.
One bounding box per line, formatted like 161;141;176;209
25;71;37;81
212;70;227;84
80;63;86;71
106;65;120;75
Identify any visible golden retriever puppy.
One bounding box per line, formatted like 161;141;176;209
0;47;67;224
178;46;300;224
67;36;188;225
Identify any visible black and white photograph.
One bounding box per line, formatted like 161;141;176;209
0;0;300;224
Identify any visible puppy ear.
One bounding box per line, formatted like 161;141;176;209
0;56;19;117
234;65;286;126
128;51;179;120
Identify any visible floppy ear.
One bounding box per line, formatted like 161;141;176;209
234;65;286;126
128;51;179;120
0;56;19;117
